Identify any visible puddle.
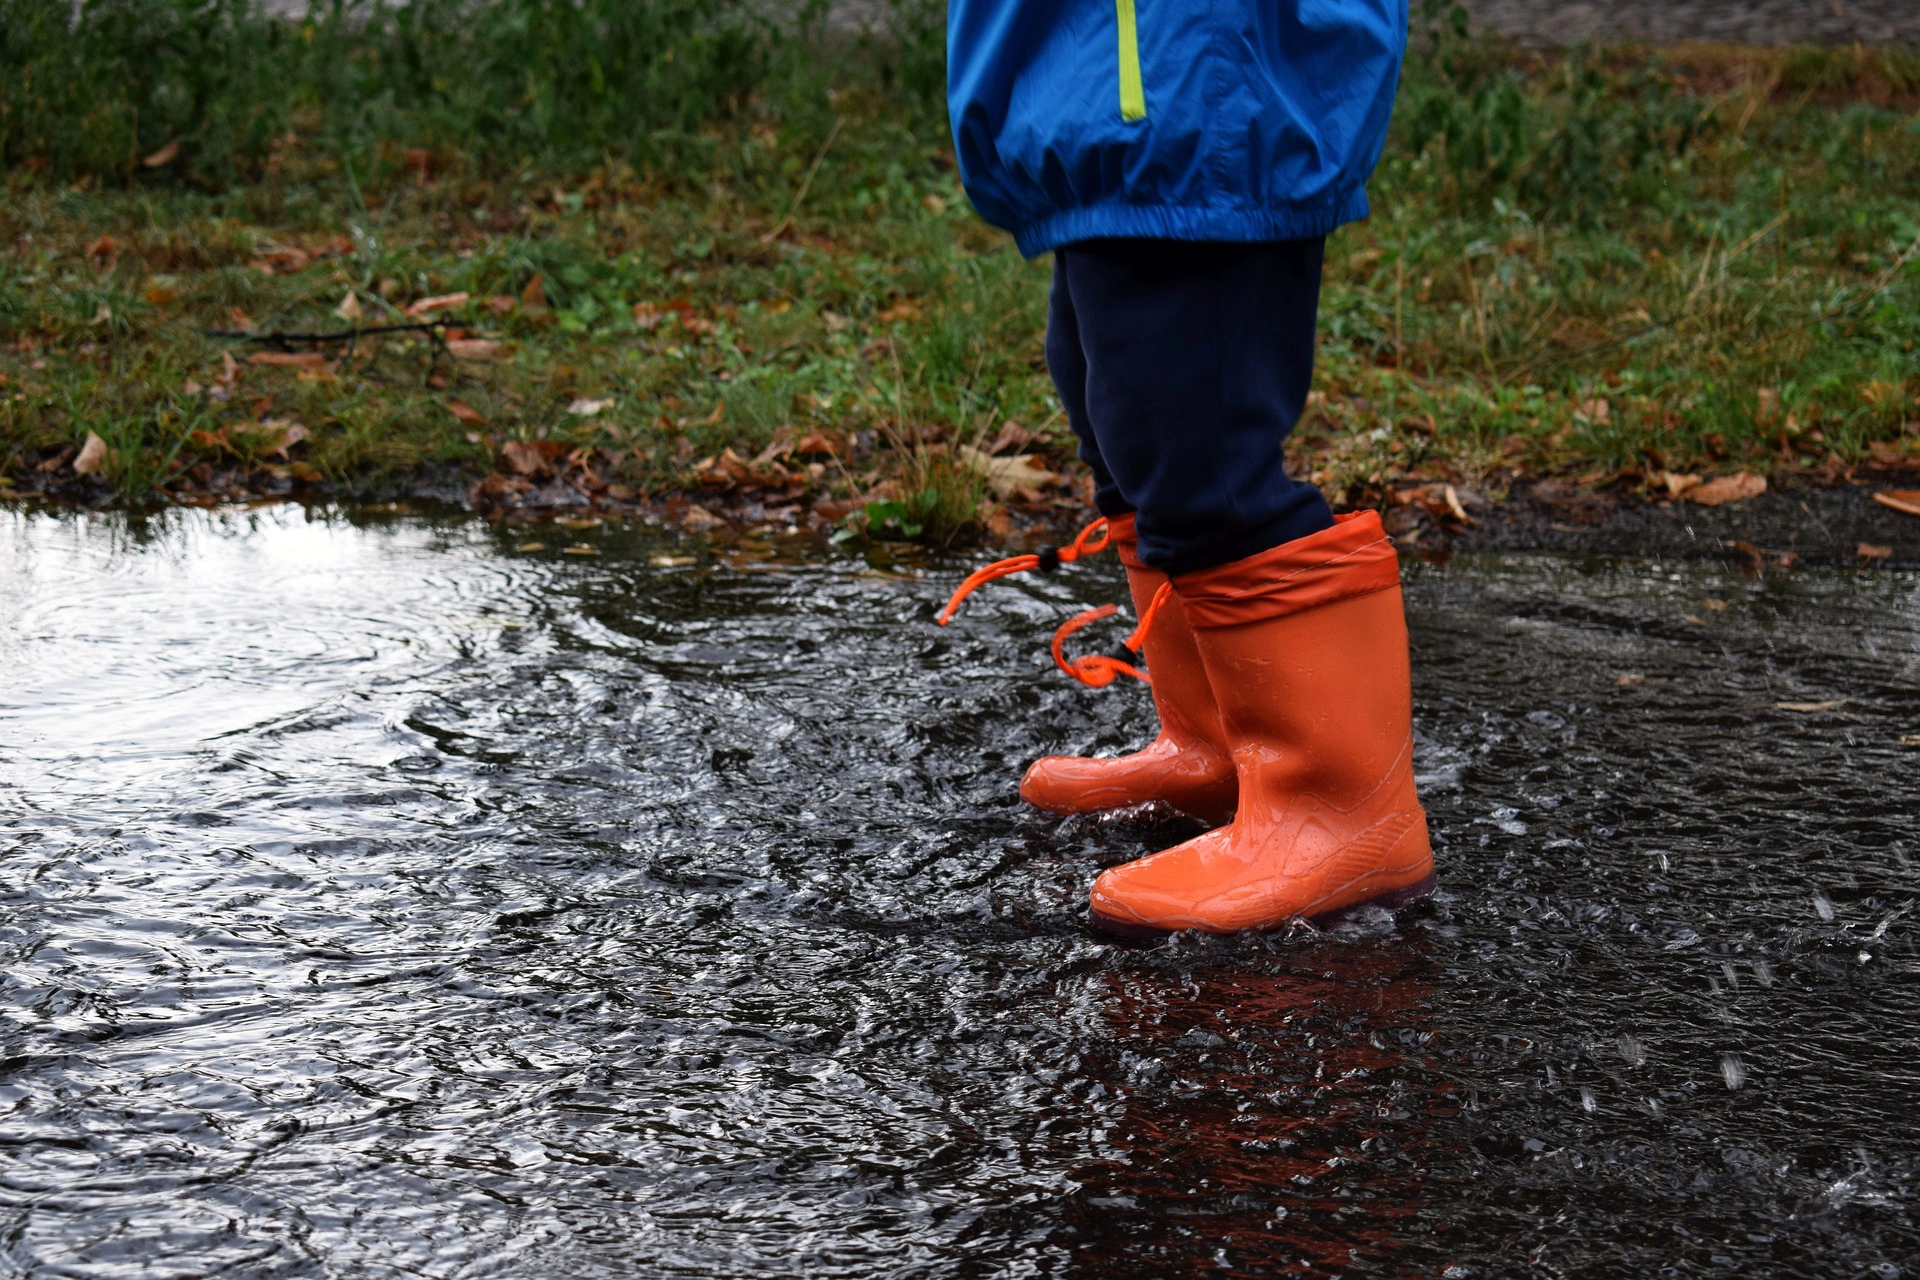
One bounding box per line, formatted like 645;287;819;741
2;506;1917;1277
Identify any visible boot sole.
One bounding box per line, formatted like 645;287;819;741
1088;871;1438;944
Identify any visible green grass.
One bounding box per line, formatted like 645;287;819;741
3;0;1918;536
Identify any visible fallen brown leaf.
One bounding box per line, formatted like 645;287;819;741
1858;542;1892;562
1657;470;1701;499
957;444;1060;496
1726;539;1766;576
632;302;675;331
255;245;311;273
247;351;329;369
447;400;486;425
1777;699;1846;713
986;420;1037;456
334;290;364;322
1443;483;1476;525
258;420;308;458
1687;472;1767;506
405;291;470;318
445;339;502;361
141;139;181;168
500;440;566;477
73;431;110;475
1872;490;1920;518
520;275;548;311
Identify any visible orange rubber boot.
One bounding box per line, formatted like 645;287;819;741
1020;516;1238;826
1088;512;1434;938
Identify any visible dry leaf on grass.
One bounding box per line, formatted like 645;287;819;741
1687;472;1767;506
1872;490;1920;518
1777;699;1847;713
258;420;308;457
255;245;311;273
405;292;470;318
141;139;181;168
445;339;502;360
447;401;486;425
986;420;1038;456
567;397;615;417
247;351;330;369
500;440;568;477
334;291;364;322
1443;483;1475;525
1655;471;1701;499
632;302;675;331
73;432;110;475
957;444;1060;496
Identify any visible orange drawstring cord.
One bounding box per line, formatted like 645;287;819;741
934;517;1113;626
1050;579;1174;688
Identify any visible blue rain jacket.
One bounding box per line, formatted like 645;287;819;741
947;0;1407;257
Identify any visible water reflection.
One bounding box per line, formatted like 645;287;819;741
1063;935;1441;1277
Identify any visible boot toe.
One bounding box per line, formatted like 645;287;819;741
1018;755;1104;815
1020;744;1237;823
1086;844;1225;936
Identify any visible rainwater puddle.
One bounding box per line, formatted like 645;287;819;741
1;506;1917;1278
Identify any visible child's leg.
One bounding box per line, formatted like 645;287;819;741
1017;250;1240;825
1043;254;1128;519
1053;238;1333;576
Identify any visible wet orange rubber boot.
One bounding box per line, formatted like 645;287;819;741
1020;516;1238;826
1088;511;1434;938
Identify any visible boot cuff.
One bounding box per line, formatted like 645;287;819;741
1106;513;1145;570
1172;511;1401;628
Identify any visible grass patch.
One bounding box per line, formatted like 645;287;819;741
2;1;1917;535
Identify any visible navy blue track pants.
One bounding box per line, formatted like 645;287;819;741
1045;237;1334;576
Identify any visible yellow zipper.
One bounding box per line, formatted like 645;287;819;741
1115;0;1145;122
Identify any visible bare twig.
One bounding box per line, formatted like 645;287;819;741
762;116;845;243
203;320;456;347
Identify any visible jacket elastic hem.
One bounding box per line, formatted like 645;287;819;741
1010;190;1370;258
